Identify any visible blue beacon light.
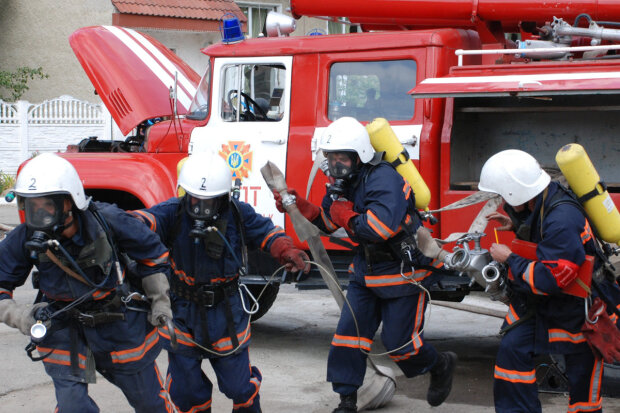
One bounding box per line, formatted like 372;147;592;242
220;13;245;44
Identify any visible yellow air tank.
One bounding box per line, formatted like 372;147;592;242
177;156;189;197
366;118;431;210
556;143;620;245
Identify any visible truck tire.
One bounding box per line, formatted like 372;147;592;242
248;283;280;322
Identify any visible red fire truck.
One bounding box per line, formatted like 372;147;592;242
30;1;620;320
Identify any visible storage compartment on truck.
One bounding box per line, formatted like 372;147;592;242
449;94;620;191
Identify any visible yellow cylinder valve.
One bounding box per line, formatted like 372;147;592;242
366;118;431;210
556;143;620;245
177;156;189;197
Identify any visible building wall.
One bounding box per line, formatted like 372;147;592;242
0;0;114;103
0;0;341;103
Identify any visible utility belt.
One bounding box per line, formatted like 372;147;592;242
170;276;239;307
362;231;418;273
60;295;125;327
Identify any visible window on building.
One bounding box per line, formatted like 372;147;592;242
327;18;349;34
239;3;280;38
328;60;417;121
220;63;287;122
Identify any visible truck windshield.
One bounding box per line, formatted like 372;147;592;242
220;63;286;122
186;62;211;120
449;94;620;191
328;60;416;121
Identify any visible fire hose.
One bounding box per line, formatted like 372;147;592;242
261;161;396;411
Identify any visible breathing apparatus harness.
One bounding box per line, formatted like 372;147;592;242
326;161;450;357
161;183;268;356
24;202;174;361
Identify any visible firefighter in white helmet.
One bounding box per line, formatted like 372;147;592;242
133;152;309;413
273;117;457;412
479;149;620;413
0;153;174;412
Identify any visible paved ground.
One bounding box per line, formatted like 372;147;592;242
1;202;619;412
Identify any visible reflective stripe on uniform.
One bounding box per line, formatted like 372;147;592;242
37;346;86;369
232;376;261;410
132;210;157;232
581;219;593;244
366;210;395;240
364;267;433;287
521;262;547;295
0;288;13;298
260;227;284;250
320;208;338;232
331;334;372;351
505;304;519;326
494;365;536;384
212;323;251;352
110;328;159;364
390;293;426;362
138;251;169;267
171;258;195;285
548;328;587;344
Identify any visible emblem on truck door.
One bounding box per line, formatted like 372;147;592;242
219;141;253;179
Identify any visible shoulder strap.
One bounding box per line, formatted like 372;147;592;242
230;199;248;276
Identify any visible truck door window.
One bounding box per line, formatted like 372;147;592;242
220;64;286;122
328;60;416;121
187;62;211;120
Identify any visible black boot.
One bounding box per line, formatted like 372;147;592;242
332;392;357;413
427;351;457;407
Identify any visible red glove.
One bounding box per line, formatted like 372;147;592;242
546;259;580;288
582;297;620;364
329;200;358;232
269;236;311;274
272;189;320;221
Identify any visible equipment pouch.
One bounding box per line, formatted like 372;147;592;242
581;297;620;363
205;219;228;260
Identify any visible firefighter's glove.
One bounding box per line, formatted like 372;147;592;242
329;200;358;232
270;236;311;275
272;189;320;221
0;299;48;336
416;226;448;261
142;272;173;327
582;297;620;364
547;259;580;288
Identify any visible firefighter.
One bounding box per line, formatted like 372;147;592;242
133;152;309;413
0;153;174;413
273;117;457;412
479;149;620;413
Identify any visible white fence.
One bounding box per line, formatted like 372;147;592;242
0;95;122;174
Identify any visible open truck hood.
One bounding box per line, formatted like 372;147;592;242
70;25;200;135
409;63;620;97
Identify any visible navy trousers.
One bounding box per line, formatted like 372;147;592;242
327;280;438;395
166;347;261;412
52;362;172;413
494;318;603;413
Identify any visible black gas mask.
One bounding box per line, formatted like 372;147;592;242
185;194;229;240
324;151;359;200
19;194;73;259
19;194;73;235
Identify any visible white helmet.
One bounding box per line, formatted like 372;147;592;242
319;117;374;163
15;153;89;210
478;149;551;206
178;153;232;199
178;153;232;220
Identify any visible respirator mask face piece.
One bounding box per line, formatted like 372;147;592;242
20;195;68;234
185;194;229;221
325;151;358;180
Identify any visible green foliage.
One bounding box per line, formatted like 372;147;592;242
0;171;16;194
0;66;49;101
